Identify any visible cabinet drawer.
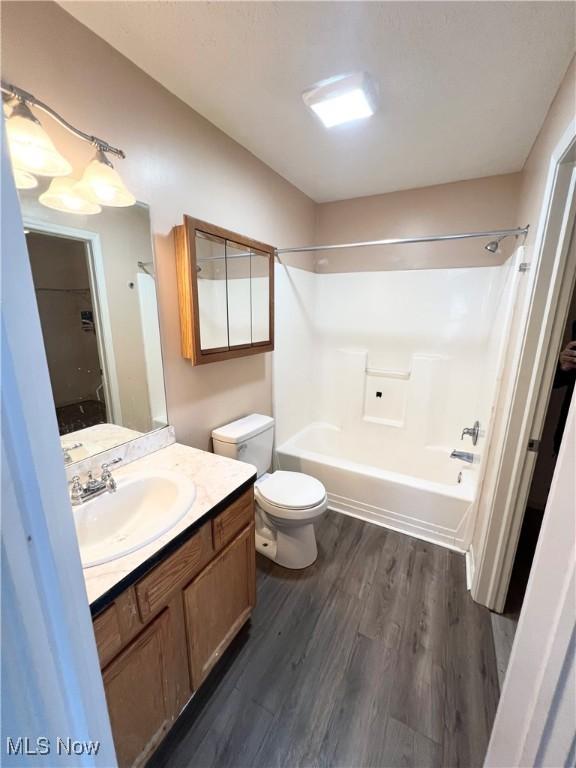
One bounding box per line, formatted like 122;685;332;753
136;523;213;622
212;488;254;551
94;605;123;668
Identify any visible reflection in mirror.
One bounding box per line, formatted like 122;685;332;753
196;231;228;351
226;240;252;347
251;248;271;343
19;188;168;464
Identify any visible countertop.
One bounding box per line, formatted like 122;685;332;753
83;441;256;616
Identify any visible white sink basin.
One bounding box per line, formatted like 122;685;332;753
74;469;196;568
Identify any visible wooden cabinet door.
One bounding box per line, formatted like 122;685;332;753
102;610;177;768
184;523;255;687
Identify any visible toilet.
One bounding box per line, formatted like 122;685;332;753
212;414;327;569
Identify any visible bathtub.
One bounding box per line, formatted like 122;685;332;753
276;423;477;551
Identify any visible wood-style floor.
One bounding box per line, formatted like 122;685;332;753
149;512;500;768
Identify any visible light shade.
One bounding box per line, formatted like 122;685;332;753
7;101;72;177
81;149;136;207
13;168;38;190
303;72;378;128
39;177;102;215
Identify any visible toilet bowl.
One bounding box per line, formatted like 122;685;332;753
211;414;327;569
255;471;327;568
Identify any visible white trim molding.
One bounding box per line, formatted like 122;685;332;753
485;395;576;767
1;125;117;765
472;118;576;611
22;215;123;426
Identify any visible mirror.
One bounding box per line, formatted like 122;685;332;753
196;231;229;350
18;188;168;464
225;240;252;348
175;217;274;364
251;248;271;343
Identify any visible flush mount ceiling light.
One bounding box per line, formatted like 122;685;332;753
302;72;378;128
1;80;135;215
39;177;102;215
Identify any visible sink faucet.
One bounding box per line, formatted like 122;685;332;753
450;450;477;464
70;459;121;506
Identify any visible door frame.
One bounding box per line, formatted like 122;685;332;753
472;118;576;611
2;129;116;764
22;216;123;426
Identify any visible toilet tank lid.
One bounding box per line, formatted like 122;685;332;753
212;414;274;444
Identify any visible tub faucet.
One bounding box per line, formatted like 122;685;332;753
450;450;477;464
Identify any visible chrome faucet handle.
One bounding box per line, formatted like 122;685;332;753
100;463;117;492
70;476;84;505
461;420;480;446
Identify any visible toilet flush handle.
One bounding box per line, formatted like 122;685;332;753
238;443;248;454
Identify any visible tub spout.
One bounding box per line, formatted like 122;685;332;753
450;449;477;464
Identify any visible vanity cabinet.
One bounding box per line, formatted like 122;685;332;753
93;487;256;768
174;216;274;364
102;611;175;768
185;523;255;686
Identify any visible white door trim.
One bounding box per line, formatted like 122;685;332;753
484;396;576;767
1;131;116;764
472;118;576;611
22;216;123;426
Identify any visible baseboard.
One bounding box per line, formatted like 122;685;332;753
466;546;475;590
328;492;466;553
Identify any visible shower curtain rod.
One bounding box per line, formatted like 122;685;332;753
274;225;529;255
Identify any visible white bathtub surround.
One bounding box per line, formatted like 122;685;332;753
274;257;520;551
64;423;176;481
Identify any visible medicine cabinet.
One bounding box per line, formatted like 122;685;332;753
174;216;274;364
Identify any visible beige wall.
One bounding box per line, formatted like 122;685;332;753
314;173;522;272
2;1;316;450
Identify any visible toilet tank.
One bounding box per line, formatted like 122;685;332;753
211;414;274;478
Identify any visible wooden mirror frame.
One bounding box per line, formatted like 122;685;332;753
174;216;275;364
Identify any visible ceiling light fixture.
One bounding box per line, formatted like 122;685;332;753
1;80;135;214
303;72;378;128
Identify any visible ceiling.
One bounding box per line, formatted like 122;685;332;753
60;1;575;203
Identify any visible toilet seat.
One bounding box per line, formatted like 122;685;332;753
255;471;327;519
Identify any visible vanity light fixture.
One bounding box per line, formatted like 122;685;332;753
302;72;378;128
39;177;102;215
13;168;38;190
81;149;136;207
6;100;72;177
1;80;135;215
